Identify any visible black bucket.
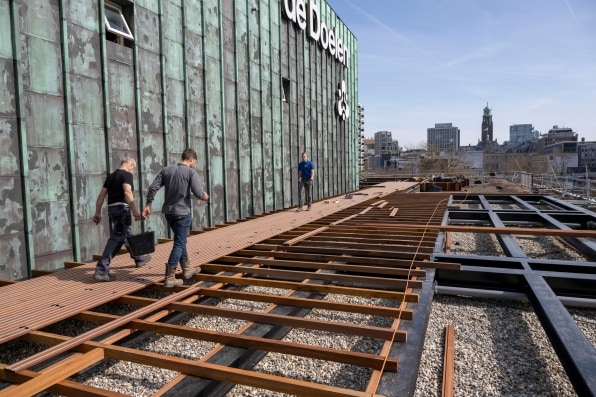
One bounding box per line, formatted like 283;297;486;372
127;231;155;256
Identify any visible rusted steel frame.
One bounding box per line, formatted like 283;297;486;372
366;284;416;395
442;324;455;397
23;332;380;397
362;223;596;238
215;256;426;277
302;236;437;250
115;289;413;320
272;244;433;261
0;363;127;397
197;272;421;291
305;232;438;244
284;240;435;255
204;263;424;287
0;348;105;397
194;273;419;301
283;226;330;246
6;284;203;373
58;313;399;371
236;248;460;270
324;227;440;239
164;301;407;341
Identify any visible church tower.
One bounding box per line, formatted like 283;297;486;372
481;103;493;142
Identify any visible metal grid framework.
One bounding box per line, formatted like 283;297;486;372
433;194;596;396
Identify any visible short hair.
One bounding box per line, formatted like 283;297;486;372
121;157;137;167
182;148;197;161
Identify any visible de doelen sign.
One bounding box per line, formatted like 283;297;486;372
282;0;349;68
283;0;351;120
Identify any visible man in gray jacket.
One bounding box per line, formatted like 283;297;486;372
142;149;209;287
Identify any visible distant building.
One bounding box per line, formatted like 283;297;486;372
374;131;399;168
427;123;460;151
578;140;596;172
538;125;578;152
510;124;538;144
481;103;493;143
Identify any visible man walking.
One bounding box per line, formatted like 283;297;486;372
297;151;315;211
93;157;151;282
142;149;209;288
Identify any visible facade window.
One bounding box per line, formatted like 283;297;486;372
282;78;290;102
104;1;134;44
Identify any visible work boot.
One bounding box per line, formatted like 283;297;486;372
135;255;151;268
94;271;115;282
164;264;183;288
180;258;201;280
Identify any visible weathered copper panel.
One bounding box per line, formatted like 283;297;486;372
108;60;135;107
164;1;183;43
136;6;160;52
67;24;101;79
184;0;203;35
64;0;98;31
31;199;72;256
166;77;185;117
70;75;103;125
21;36;62;94
140;91;163;133
138;48;162;94
0;59;16;116
0;233;27;280
165;39;184;81
108;105;137;148
23;93;65;147
0;2;12;58
19;0;60;42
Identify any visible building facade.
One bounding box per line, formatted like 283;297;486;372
427;123;460;152
0;0;359;279
509;124;538;144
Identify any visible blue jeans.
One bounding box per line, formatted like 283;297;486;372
165;214;191;267
96;206;142;275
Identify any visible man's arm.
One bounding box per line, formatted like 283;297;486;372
123;183;142;220
93;188;108;224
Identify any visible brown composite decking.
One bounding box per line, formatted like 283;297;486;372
0;182;414;346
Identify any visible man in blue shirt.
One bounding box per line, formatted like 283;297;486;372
297;152;315;211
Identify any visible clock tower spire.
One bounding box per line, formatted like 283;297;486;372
481;102;493;142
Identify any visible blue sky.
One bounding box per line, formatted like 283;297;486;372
326;0;596;148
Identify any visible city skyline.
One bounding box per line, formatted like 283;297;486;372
327;0;596;148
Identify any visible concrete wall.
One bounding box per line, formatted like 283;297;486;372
0;0;359;279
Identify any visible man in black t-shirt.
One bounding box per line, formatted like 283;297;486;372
93;157;151;281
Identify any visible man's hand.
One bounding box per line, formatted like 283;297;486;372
142;206;151;219
93;214;101;224
132;210;143;221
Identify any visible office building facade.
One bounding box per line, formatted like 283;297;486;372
427;123;460;152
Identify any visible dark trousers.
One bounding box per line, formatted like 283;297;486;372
298;179;313;207
95;206;142;274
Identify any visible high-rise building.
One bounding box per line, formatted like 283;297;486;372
510;124;538;144
427;123;460;151
481;103;493;142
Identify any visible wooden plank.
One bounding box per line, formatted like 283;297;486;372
442;324;455;397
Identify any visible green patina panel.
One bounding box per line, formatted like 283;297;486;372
25;37;62;95
24;93;65;147
67;24;101;79
0;2;12;58
20;1;60;42
0;58;16;118
70;75;103;126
